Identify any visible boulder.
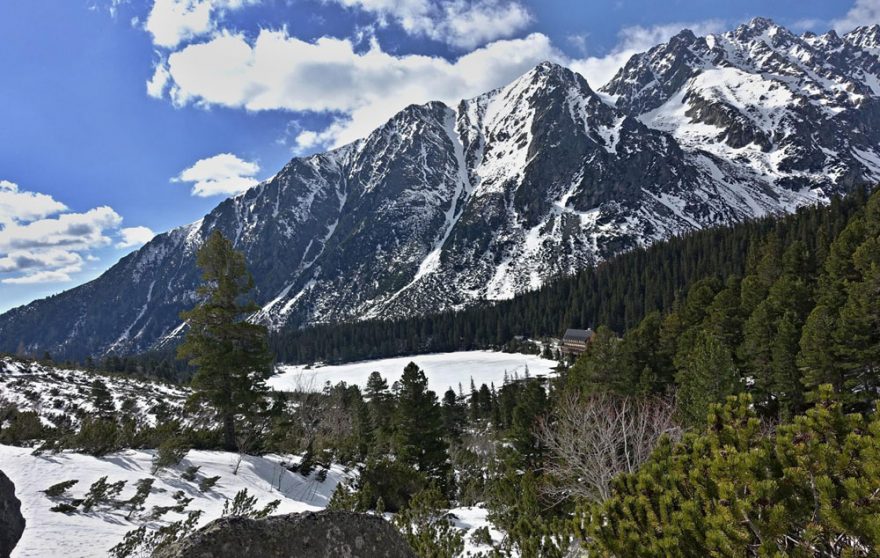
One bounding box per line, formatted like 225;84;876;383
0;470;25;558
153;510;416;558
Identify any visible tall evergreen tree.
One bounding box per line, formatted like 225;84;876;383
675;331;740;427
177;230;273;451
393;363;448;485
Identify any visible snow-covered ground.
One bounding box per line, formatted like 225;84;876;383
269;350;556;394
450;505;507;555
1;445;350;558
2;445;505;558
1;353;521;556
0;357;188;428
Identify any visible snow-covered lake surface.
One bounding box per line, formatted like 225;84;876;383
269;350;556;394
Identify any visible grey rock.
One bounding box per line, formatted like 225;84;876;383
151;511;415;558
0;470;25;558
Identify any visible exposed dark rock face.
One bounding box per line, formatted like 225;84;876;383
0;470;25;558
152;511;415;558
4;19;880;361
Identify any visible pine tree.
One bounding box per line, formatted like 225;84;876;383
675;330;740;427
365;371;393;450
393;363;448;486
177;230;273;451
441;388;464;439
91;378;116;418
584;388;880;557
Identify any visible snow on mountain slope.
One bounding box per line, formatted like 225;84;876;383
2;19;880;361
603;18;880;193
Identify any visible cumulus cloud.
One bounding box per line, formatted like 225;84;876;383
152;30;559;149
0;206;122;253
833;0;880;32
174;153;261;197
149;18;730;149
0;180;68;227
332;0;533;49
0;180;149;284
117;226;156;249
570;19;726;89
145;0;259;48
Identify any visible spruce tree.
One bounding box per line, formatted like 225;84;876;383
675;330;740;427
177;230;272;451
91;378;116;418
393;363;448;486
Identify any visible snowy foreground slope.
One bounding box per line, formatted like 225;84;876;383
5;19;880;361
1;446;349;558
269;350;556;394
1;447;502;558
0;354;516;557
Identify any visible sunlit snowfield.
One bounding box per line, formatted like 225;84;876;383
269;350;556;394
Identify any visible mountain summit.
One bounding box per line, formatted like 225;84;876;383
4;20;880;360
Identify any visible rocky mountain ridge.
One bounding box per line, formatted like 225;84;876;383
3;18;880;360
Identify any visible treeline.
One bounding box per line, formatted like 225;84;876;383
567;185;880;422
271;189;869;364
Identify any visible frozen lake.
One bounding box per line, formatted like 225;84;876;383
269;350;556;394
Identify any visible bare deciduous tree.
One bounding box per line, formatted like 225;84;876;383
537;391;681;503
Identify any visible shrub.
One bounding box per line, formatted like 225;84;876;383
583;387;880;557
198;475;220;492
125;478;154;518
50;503;79;513
0;409;45;445
393;485;463;558
75;417;120;457
43;479;78;498
222;488;280;519
110;509;203;558
82;476;126;512
151;436;189;474
181;465;200;481
357;458;427;513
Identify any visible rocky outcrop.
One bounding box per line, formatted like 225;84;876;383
0;470;25;558
152;510;415;558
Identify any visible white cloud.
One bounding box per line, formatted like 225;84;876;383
117;226;156;248
0;180;68;227
833;0;880;32
0;180;150;284
174;153;261;197
332;0;533;49
155;30;559;149
0;206;122;252
0;249;83;274
146;60;172;98
569;19;726;89
150;17;730;150
145;0;259;49
3;270;83;285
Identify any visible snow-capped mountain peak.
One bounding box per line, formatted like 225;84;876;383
3;20;880;360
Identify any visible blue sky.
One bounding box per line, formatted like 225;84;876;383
0;0;868;312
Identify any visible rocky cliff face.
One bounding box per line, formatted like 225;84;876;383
3;19;880;360
152;511;415;558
